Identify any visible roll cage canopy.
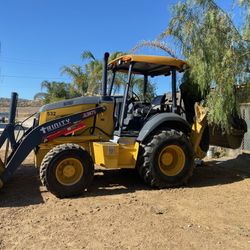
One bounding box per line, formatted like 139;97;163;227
108;54;189;77
102;53;190;136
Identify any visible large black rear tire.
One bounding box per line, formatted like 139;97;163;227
40;143;94;198
137;129;194;188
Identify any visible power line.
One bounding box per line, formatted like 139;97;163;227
0;59;61;67
0;57;66;67
0;74;68;80
0;55;77;67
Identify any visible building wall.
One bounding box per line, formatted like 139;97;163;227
240;104;250;151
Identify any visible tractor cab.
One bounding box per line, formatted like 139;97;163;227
105;54;189;137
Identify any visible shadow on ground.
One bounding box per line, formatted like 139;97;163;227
85;153;250;197
1;153;249;207
190;153;250;187
0;165;44;207
85;169;150;198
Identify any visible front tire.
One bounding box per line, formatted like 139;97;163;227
40;143;94;198
137;129;194;188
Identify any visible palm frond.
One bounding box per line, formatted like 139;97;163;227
81;50;96;61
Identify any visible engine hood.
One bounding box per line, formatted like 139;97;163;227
39;96;102;112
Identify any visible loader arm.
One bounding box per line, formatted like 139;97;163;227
0;106;105;188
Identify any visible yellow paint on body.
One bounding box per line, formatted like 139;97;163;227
39;103;114;137
109;54;189;72
93;141;140;169
158;145;185;176
55;157;83;186
190;103;208;159
35;102;115;168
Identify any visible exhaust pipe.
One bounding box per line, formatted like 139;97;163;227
9;92;18;124
102;52;109;97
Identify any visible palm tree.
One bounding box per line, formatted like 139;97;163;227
37;80;71;103
61;65;88;96
107;51;127;95
62;50;127;96
35;51;156;103
132;77;156;101
33;92;46;101
82;50;127;95
81;50;102;95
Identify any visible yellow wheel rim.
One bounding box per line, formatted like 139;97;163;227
55;158;83;186
158;145;185;176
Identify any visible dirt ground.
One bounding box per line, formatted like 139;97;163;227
0;153;250;250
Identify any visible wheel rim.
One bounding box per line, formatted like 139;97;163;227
55;158;83;186
158;145;185;176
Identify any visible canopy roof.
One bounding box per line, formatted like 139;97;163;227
108;54;189;76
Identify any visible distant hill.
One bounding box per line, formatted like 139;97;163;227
0;97;43;107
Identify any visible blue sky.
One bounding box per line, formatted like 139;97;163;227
0;0;238;99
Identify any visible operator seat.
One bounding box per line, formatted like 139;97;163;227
152;94;167;112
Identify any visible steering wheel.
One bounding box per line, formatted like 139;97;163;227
132;91;140;102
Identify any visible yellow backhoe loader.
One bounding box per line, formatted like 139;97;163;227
0;53;246;198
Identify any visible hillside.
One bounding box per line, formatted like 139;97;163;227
0;97;43;108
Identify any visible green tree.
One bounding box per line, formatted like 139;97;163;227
61;50;126;96
62;50;129;96
81;50;103;95
36;51;157;103
129;77;156;101
161;0;250;130
35;81;72;104
33;92;46;101
61;65;88;96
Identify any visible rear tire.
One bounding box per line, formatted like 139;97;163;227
40;143;94;198
137;129;194;188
